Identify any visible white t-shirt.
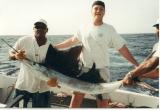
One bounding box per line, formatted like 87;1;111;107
10;36;50;93
152;42;158;52
75;23;126;68
153;42;159;57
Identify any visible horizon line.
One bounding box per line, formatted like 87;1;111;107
0;32;155;36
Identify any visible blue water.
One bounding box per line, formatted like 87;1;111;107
0;34;158;97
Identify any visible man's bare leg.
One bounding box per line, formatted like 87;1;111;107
97;99;109;108
69;92;85;108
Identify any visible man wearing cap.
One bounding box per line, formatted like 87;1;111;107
9;19;52;107
47;0;139;108
123;20;159;85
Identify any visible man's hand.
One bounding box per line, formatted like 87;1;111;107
122;72;134;86
47;78;59;87
15;50;26;60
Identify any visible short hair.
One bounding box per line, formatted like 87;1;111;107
92;0;105;9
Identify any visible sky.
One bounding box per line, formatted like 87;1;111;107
0;0;159;35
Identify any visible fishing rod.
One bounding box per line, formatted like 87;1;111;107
135;81;159;92
133;77;159;92
119;78;159;92
1;38;36;64
1;39;19;53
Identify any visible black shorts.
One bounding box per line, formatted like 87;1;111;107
14;89;50;108
77;68;106;83
76;67;109;100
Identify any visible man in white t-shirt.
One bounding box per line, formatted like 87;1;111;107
123;20;159;85
9;19;53;107
48;1;138;108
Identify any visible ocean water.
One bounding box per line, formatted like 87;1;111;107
0;34;158;97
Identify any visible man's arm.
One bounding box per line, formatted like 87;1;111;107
140;68;159;79
55;36;80;49
123;56;159;85
131;56;159;78
118;45;139;66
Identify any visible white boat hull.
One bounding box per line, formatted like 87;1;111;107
110;89;159;108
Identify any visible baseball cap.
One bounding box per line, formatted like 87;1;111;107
34;19;48;29
34;19;47;26
153;19;159;27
